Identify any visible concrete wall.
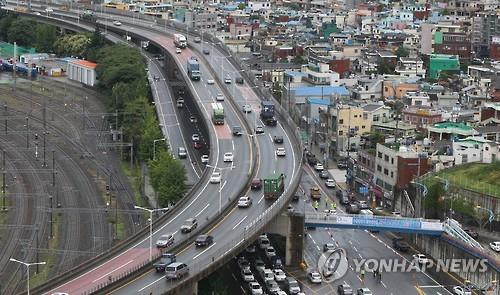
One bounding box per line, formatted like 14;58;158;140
266;212;305;266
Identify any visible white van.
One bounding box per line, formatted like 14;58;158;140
165;262;189;279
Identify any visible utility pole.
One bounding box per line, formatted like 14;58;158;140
25;117;29;149
35;227;39;273
49;195;53;238
42;132;46;167
4;104;7;135
2;150;5;211
82;96;86;130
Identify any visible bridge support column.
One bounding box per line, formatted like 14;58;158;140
266;213;304;266
164;54;177;81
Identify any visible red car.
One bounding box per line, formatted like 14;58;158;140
251;178;262;190
193;141;203;149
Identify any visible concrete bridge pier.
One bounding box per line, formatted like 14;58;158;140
266;212;305;266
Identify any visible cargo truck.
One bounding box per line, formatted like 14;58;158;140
264;173;285;200
80;10;97;22
211;102;224;125
260;101;277;126
187;58;201;81
174;34;187;48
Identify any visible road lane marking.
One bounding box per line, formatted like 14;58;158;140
137;274;164;292
232;215;247;230
195;203;210;217
219;180;227;192
92;260;134;283
193;242;217;260
257;194;265;204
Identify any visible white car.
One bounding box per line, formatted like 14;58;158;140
276;147;286;157
45;7;53;13
254;259;266;272
314;163;324;171
413;254;429;264
453;286;472;295
223;152;233;162
207;79;215;85
201;155;209;164
241;268;255;282
34;12;42;15
273;269;286;282
265;246;276;259
113;20;122;26
490;241;500;251
192;134;200;142
155;233;174;248
249;281;263;295
258;235;270;249
308;271;322;284
243;104;252;113
224;76;232;84
392;211;402;217
216;93;224;101
325;179;336;188
210;172;221;183
357;288;373;295
238;196;252;208
175;48;182;54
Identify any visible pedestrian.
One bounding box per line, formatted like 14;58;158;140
378;271;382;282
373;268;378;278
360;269;365;281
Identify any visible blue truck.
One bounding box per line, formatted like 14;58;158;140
187;57;200;81
260;101;277;126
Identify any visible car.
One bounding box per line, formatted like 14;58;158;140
271;256;283;269
193;141;203;149
45;7;54;13
241;268;255;282
216;93;224;101
393;236;410;252
189;116;197;123
273;135;283;144
232;125;243;136
258;235;270;249
201;155;209;164
249;281;263;295
207;79;215;85
464;229;479;239
319;170;329;179
276;148;286;157
357;288;373;295
323;243;335;252
287;204;295;213
113;20;122;26
276;291;287;295
265;246;276;259
255;125;264;134
265;279;280;294
490;241;500;251
243;104;252;113
245;244;256;253
177;147;187;159
338;284;353;295
180;218;197;233
195;234;213;247
223;152;233;162
193;36;201;43
236;77;244;84
254;259;266;272
237;257;251;271
260;268;274;282
325;179;336;188
224;76;231;84
210;172;221;183
238;196;252;208
292;194;300;202
251;178;262;189
192;134;200;142
392;211;402;217
413;254;429;265
156;233;174;248
453;286;472;295
314;163;324;171
308;271;322;284
175;47;182;54
337;161;348;169
152;253;176;272
357;201;369;210
360;209;373;215
285;277;301;294
203;49;210;55
346;204;360;214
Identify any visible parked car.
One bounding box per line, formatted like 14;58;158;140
248;281;263;295
346;204;360;214
357;288;373;295
337;284;353;295
156;233;174;248
314;163;324;171
251;178;262;189
254;259;266;272
285;277;301;294
237;257;251;272
265;279;280;294
241;268;255;282
308;271;322;284
180;218;197;233
337;161;348;169
195;234;213;247
265;246;277;259
153;253;176;272
258;235;270;249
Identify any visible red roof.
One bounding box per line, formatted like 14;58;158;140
71;59;97;69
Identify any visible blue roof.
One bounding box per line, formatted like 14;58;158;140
307;98;331;106
285;71;306;77
294;86;349;96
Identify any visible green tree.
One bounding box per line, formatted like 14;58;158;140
138;104;163;160
86;26;106;60
293;55;307;65
377;60;395;74
149;150;187;207
35;24;57;52
7;17;35;46
0;13;16;41
237;3;246;10
395;45;410;58
53;33;91;57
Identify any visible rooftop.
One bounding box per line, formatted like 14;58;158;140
292;86;349;96
430;122;473;131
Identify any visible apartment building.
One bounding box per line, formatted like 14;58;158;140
395;57;426;78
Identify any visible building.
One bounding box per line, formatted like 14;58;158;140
452;137;500;164
301;63;341;86
332;105;371;153
67;59;97;87
427;122;478;141
433;31;471;60
471;12;500;57
404;91;431;107
395;57;426;78
383;80;419;99
185;10;218;31
402;107;442;129
247;1;272;12
428;54;460;80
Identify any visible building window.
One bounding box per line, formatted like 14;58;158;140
390;171;394;178
377;165;382;172
339;119;344;124
391;158;394;164
363;113;368;120
373;115;379;122
362;125;365;129
339;130;343;136
378;152;382;158
354;115;358;118
384;168;389;175
384;155;389;162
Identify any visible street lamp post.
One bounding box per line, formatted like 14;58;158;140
475;205;494;232
9;258;45;295
152;138;166;160
206;165;234;214
134;205;169;262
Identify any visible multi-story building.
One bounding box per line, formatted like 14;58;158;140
452;137;500;164
247;1;272;12
402;107;442;130
432;31;472;60
332;105;371;153
301;63;341;86
185;10;217;31
471;12;500;57
394;57;426;78
428;54;460;80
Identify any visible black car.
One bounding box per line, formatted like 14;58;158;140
273;135;283;144
319;170;329;179
338;284;354;295
203;49;210;55
337;161;348;169
292;194;300;202
195;235;214;247
152;253;176;272
393;236;410;252
340;195;350;205
232;126;243;136
236;77;244;84
346;204;360;214
464;229;479;239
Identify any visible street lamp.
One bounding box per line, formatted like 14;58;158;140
152;138;166;160
134;205;169;262
475;205;494;232
206;164;234;214
9;258;46;295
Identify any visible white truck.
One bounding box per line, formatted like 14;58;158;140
174;34;187;49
